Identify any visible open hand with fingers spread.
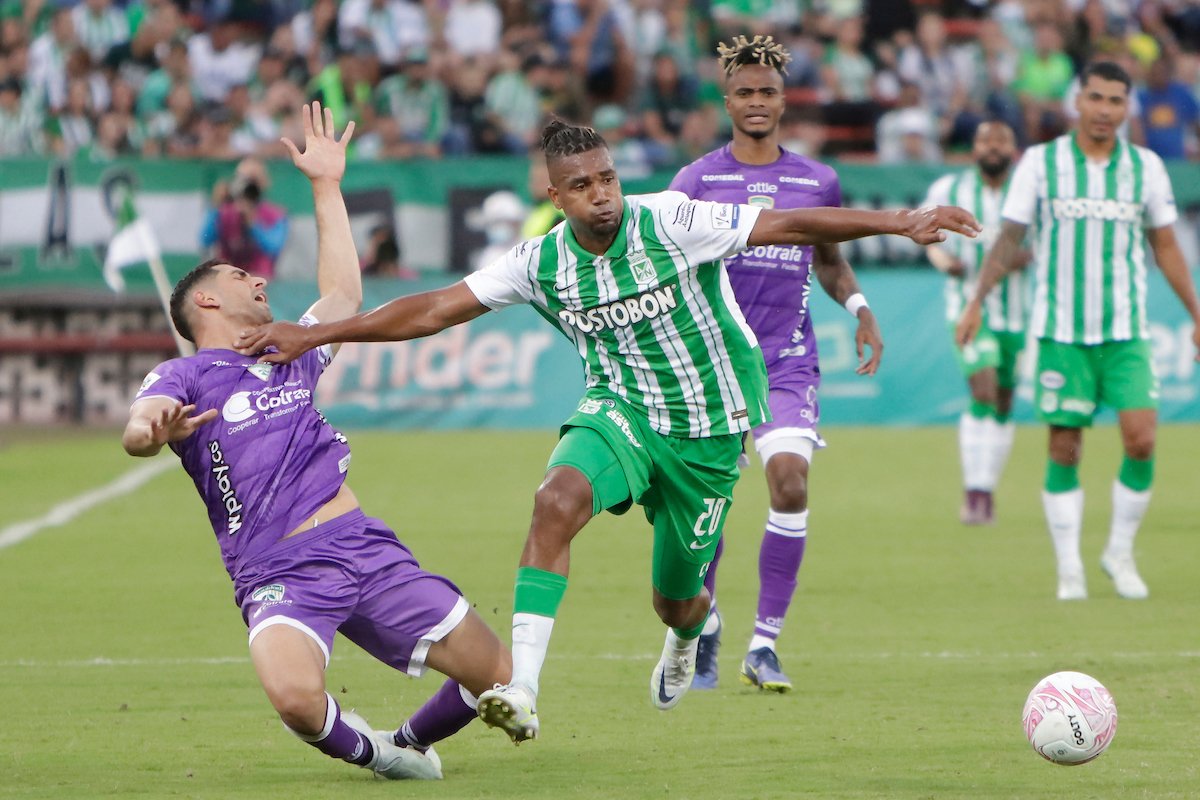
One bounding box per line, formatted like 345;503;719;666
150;402;218;447
901;205;981;245
235;321;314;364
281;100;355;184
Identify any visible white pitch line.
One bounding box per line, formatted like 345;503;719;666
0;457;174;551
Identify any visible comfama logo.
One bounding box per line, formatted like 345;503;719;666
1051;198;1140;223
557;285;679;334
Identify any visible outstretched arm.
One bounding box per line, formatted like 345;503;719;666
1147;224;1200;360
235;281;490;364
748;205;980;248
284;102;361;333
812;243;883;375
955;219;1028;346
123;397;217;457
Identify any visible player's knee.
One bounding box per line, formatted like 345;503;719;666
532;473;592;532
651;592;702;628
770;474;808;513
1124;430;1155;460
264;677;327;734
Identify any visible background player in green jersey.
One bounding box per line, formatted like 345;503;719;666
924;121;1027;525
237;119;978;743
958;62;1200;601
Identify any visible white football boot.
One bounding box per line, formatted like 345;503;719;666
1100;551;1149;599
341;710;443;780
650;630;698;710
477;683;540;743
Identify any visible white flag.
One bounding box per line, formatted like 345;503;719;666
102;194;162;292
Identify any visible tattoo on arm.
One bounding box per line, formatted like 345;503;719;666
974;221;1027;303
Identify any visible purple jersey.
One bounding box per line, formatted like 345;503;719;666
669;145;842;374
134;319;351;580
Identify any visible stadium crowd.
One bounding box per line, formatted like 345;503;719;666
1;0;1200;165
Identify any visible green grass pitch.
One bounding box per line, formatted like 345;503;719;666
1;424;1197;799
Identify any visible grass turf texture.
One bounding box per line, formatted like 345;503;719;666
1;425;1197;799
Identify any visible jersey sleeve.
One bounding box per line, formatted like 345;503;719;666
1001;149;1040;225
132;358;192;406
651;191;762;263
463;239;538;309
295;313;335;380
822;170;843;208
923;173;955;208
1141;150;1179;229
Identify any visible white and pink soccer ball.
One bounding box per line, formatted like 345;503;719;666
1022;671;1118;765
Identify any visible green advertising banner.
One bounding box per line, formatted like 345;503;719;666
263;268;1199;430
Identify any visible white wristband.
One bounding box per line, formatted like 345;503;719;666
844;293;869;317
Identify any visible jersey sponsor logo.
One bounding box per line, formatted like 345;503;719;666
1039;370;1066;390
1050;198;1141;223
747;195;775;209
338;453;351;474
673;201;696;230
578;397;611;415
1060;398;1096;415
246;363;273;381
736;243;807;262
208;440;244;535
605;407;642;448
779;175;821;187
137;372;161;394
701;173;744;181
746;182;777;194
628;250;657;285
711;203;740;230
251;583;286;603
221;385;315;425
556;285;679;334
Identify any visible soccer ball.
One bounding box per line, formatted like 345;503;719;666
1022;671;1118;765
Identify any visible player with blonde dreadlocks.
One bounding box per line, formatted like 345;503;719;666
670;35;884;693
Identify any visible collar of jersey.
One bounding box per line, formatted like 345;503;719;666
562;198;631;265
1068;132;1123;172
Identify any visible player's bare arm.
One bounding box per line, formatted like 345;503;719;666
122;397;218;457
813;243;883;376
1146;224;1200;360
956;219;1029;346
284;102;362;333
925;243;966;278
236;281;490;364
748;205;980;248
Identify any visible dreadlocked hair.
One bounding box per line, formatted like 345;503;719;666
717;34;792;76
540;118;608;161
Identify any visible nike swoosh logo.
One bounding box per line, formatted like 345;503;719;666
689;540;709;550
657;672;676;705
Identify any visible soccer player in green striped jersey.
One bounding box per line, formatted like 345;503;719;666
239;119;979;742
925;121;1027;525
958;62;1200;602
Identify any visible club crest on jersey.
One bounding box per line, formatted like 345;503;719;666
578;397;614;415
628;250;656;285
748;195;775;209
251;583;286;603
246;363;273;381
138;372;161;394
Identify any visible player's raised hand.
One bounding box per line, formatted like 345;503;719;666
149;401;217;445
955;299;983;347
854;309;884;376
901;205;981;245
235;321;314;364
281;101;355;184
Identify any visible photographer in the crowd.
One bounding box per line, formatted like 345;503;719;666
200;157;289;278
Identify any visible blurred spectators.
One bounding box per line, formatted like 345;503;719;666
201;158;289;278
471;189;527;270
1139;54;1200;159
0;0;1197;166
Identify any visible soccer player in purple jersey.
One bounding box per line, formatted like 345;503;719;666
669;35;883;693
121;104;511;780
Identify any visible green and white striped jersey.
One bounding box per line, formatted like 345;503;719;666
925;169;1025;332
1003;134;1177;344
464;192;770;438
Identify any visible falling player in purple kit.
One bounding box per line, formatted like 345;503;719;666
669;35;883;692
121;104;511;780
